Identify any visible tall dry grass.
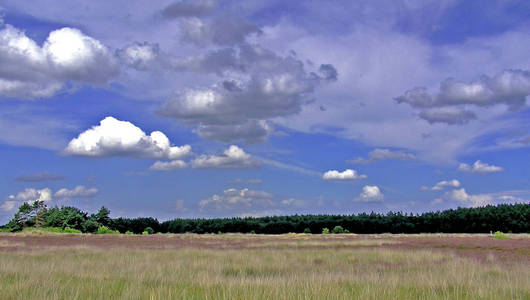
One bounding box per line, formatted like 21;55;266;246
0;239;528;299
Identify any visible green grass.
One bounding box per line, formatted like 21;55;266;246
0;238;528;299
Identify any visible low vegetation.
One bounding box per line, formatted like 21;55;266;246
0;234;527;299
494;231;509;240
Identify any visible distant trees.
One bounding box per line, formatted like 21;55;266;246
1;202;529;234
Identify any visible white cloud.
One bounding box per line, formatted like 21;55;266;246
0;24;118;99
4;186;98;211
54;185;99;198
149;160;187;171
0;200;17;212
436;188;529;206
349;148;416;164
497;195;524;202
8;188;53;203
458;160;504;173
199;188;274;212
43;27;118;83
64;116;191;159
444;188;493;207
356;185;384;202
431;179;461;191
118;42;160;71
322;169;367;181
191;145;259;169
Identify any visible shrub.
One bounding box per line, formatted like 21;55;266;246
332;226;344;234
344;229;350;234
96;226;120;234
142;231;149;235
217;231;223;235
250;230;256;234
38;227;82;234
62;227;82;233
303;228;311;234
144;227;154;234
125;231;134;235
322;228;330;234
493;231;509;240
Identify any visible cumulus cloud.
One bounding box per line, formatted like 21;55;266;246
158;43;337;143
458;160;504;173
15;172;65;182
3;185;98;211
117;42;161;71
54;185;99;198
64;116;191;159
395;69;530;125
396;69;530;109
356;185;384;202
149;160;187;171
0;24;118;99
199;188;274;212
430;179;461;191
8;188;52;203
191;145;259;169
349;148;416;164
444;188;493;207
322;169;367;181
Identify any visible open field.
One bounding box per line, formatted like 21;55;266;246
0;233;528;299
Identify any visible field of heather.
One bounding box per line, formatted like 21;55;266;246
0;232;528;299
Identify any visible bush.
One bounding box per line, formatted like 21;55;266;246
62;227;82;233
303;228;311;234
249;230;256;234
144;227;154;234
142;231;149;235
37;227;82;234
332;225;344;234
322;228;330;234
344;229;350;234
493;231;509;240
96;226;120;234
125;231;134;235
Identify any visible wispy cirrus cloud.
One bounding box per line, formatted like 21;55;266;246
349;148;416;164
15;172;65;182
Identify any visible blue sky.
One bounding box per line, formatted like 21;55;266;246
1;0;529;223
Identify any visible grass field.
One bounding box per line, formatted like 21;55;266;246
0;232;528;299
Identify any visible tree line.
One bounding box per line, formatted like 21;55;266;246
1;201;528;234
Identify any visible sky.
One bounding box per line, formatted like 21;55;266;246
0;0;529;223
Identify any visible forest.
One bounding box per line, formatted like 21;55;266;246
2;201;529;234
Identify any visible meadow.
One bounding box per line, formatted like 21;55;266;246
0;232;528;299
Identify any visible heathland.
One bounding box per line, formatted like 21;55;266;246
0;232;528;299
